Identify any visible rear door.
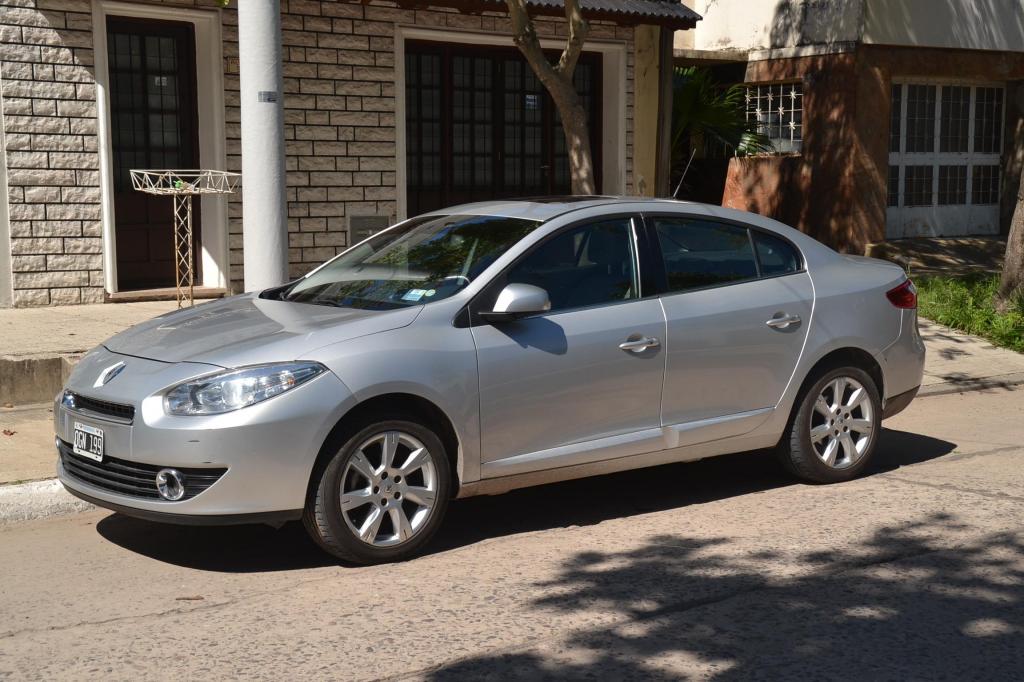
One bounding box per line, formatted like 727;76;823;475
649;214;812;444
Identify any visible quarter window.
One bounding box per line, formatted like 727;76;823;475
506;218;638;312
752;231;801;276
654;218;759;293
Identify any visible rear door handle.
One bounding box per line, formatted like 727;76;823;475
766;314;801;329
619;336;660;353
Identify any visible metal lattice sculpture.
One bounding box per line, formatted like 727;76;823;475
130;170;240;308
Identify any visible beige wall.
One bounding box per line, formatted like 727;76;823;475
633;24;659;197
675;0;865;52
679;0;1024;54
864;0;1024;51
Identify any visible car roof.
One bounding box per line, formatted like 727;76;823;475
421;196;838;263
424;196;705;222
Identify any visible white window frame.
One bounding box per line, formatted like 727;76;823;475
886;79;1005;238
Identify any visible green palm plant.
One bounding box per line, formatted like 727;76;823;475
670;66;772;197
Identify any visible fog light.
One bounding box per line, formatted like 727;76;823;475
155;468;186;501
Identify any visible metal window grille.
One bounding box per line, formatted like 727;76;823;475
972;164;1001;204
974;88;1004;153
903;165;934;207
938;165;967;205
889;85;902;153
744;82;803;153
887;166;900;207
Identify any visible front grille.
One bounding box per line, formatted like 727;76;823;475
59;440;226;501
67;392;135;423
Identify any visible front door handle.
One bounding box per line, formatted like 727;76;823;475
619;336;661;353
766;313;801;329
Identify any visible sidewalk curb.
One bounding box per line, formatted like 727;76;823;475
0;479;94;525
917;372;1024;398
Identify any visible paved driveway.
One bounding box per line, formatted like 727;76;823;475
1;386;1022;680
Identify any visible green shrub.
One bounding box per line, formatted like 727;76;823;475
915;274;1024;352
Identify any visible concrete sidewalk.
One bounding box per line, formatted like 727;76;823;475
0;301;178;404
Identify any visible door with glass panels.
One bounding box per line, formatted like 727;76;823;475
107;17;200;291
405;41;601;215
886;82;1004;238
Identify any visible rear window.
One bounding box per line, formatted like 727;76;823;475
653;218;759;293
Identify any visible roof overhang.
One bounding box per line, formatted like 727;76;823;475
395;0;702;30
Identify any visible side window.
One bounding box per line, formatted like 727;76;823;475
506;218;639;311
752;231;801;276
653;218;758;293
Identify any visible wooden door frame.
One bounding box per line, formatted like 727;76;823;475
93;1;229;295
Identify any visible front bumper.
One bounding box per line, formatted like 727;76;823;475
56;348;356;521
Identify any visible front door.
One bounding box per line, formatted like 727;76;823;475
651;215;812;444
404;41;601;215
107;17;200;291
471;217;665;477
886;82;1004;238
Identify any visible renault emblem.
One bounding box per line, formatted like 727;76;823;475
94;361;126;388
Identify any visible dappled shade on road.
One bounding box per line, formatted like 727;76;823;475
429;514;1024;680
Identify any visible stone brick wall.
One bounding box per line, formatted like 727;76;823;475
1;0;103;306
1;0;636;306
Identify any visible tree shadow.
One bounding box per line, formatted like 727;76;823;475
94;428;955;572
429;514;1024;679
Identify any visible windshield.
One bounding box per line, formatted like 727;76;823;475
283;214;541;310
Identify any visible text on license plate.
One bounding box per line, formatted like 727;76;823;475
73;421;104;462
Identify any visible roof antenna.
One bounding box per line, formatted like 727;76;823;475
672;148;697;199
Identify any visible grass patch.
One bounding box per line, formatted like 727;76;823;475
915;273;1024;352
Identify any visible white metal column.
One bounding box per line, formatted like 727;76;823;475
238;0;288;290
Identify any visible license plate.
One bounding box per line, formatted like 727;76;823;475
73;422;104;462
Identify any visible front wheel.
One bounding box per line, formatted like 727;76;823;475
304;418;451;564
778;366;881;483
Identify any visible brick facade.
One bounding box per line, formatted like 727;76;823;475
1;0;103;306
0;0;638;307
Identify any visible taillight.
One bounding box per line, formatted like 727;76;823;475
886;279;917;309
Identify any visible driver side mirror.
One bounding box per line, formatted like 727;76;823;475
479;283;551;323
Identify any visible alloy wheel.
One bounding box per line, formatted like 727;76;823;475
809;376;875;469
340;430;438;547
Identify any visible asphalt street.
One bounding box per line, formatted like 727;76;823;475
1;387;1022;680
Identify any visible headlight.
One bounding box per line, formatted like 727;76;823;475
164;362;326;416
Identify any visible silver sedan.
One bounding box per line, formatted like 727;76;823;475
55;198;925;564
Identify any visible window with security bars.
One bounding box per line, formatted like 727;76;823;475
974;88;1003;153
972;165;1000;204
889;83;1005;212
887;166;900;207
903;166;933;207
744;82;802;153
938;165;967;205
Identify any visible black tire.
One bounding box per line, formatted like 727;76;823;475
303;415;451;565
777;365;882;484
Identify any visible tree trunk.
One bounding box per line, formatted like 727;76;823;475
996;166;1024;312
505;0;596;194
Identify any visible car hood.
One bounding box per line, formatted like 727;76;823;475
104;294;422;367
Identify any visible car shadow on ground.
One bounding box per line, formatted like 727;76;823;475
95;428;956;573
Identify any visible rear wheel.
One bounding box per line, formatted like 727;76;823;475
778;366;881;483
304;417;451;564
